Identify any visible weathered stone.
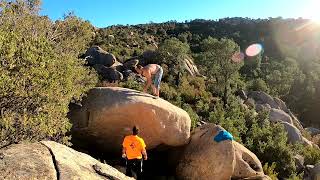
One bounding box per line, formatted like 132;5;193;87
123;59;139;70
183;57;201;77
306;127;320;136
281;122;304;144
69;87;191;153
93;64;123;82
247;91;279;109
0;143;57;180
176;124;266;180
269;108;293;124
85;46;116;67
41;141;133;180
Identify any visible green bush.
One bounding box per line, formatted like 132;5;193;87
263;163;278;180
119;76;143;91
182;103;199;130
247;78;270;93
0;1;97;146
294;144;320;165
209;98;248;142
244;120;296;178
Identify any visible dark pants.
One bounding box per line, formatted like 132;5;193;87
126;158;143;180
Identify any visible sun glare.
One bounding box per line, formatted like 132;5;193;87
304;0;320;24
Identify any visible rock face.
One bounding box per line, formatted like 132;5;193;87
0;143;57;180
243;91;310;146
305;163;320;180
176;124;267;180
0;141;133;180
306;127;320;136
269;108;293;124
183;57;201;77
93;64;123;82
85;46;116;67
69;87;191;153
123;59;139;70
247;91;280;110
281;122;304;144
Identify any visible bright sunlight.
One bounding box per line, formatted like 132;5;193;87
304;0;320;24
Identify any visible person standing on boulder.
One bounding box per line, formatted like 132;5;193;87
122;126;147;180
135;64;163;97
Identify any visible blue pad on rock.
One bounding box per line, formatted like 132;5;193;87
214;130;234;142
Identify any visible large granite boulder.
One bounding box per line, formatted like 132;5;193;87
281;122;305;145
176;124;268;180
0;143;57;180
123;59;139;70
85;46;116;67
0;141;133;180
93;64;123;82
69;87;191;153
247;91;279;109
269;108;293;124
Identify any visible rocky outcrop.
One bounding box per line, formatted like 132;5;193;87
0;143;57;180
93;64;123;82
281;122;304;144
0;141;133;180
69;87;191;153
183;57;201;77
247;91;280;110
85;46;116;67
176;124;268;180
123;59;139;70
269;108;293;124
306;127;320;136
242;91;312;146
305;163;320;180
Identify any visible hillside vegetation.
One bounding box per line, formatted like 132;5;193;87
0;0;320;179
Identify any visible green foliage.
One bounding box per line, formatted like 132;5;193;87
263;163;278;180
209;98;248;142
294;144;320;165
0;0;98;146
288;173;303;180
245;120;296;178
157;37;190;72
198;37;243;105
119;76;143;91
262;58;303;97
182;104;199;130
247;78;270;93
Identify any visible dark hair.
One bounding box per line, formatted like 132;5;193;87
133;126;139;135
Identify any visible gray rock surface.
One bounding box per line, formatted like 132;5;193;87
0;141;132;180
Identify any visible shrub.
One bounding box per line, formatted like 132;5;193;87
182;103;199;130
0;1;98;146
244;121;296;178
263;163;278;180
294;144;320;165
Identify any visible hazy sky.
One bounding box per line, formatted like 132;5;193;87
40;0;319;27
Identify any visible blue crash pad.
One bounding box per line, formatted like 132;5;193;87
214;130;234;142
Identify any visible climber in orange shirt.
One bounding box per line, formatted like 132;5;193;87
122;126;147;180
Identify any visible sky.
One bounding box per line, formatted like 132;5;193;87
40;0;319;28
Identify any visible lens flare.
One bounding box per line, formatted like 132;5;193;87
245;44;263;57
